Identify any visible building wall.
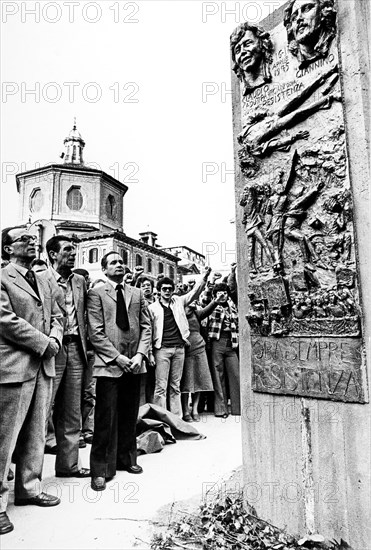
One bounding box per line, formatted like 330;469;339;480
76;237;178;283
18;168;125;233
56;171;101;226
98;180;124;232
18;172;55;224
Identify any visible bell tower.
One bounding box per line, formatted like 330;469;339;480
61;118;85;165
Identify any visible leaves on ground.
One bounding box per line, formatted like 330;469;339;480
150;492;353;550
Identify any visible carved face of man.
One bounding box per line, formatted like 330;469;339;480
234;30;262;74
290;0;320;44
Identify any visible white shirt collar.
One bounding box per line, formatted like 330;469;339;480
107;278;125;291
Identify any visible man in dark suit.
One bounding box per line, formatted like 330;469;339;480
87;251;151;491
0;226;63;535
44;236;90;478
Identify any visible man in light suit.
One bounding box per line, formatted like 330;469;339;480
87;251;151;491
44;236;90;478
0;226;63;535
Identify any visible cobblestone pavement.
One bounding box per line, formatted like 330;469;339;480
2;413;242;550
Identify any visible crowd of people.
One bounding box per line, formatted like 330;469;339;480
0;225;240;535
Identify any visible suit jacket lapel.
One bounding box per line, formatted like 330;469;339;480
9;264;39;301
47;268;66;312
124;284;133;309
71;274;81;303
104;282;117;303
35;272;46;303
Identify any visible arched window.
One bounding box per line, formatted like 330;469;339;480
105;194;117;219
147;258;152;273
169;266;175;279
158;261;164;276
88;248;98;264
121;249;128;264
135;253;143;267
66;186;83;211
29;187;43;212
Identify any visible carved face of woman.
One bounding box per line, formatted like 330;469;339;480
234;30;262;74
290;0;321;44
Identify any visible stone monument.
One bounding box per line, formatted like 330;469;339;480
231;0;370;546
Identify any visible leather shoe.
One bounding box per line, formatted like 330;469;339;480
118;464;143;474
91;477;106;491
79;438;87;449
84;435;93;445
56;468;90;478
0;512;14;535
7;468;14;482
44;445;57;455
14;492;60;507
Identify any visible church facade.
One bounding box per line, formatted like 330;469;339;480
15;123;181;282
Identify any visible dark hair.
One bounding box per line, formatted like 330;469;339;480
230;22;273;87
101;250;131;272
283;0;336;64
73;268;89;278
30;258;48;268
1;225;27;261
156;277;175;292
46;235;72;263
101;251;118;269
139;276;154;290
212;283;230;297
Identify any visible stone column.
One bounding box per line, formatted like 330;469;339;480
230;1;370;546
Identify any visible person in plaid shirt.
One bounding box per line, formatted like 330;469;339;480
207;283;240;418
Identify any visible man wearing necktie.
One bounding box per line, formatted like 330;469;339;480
87;251;151;491
0;226;63;535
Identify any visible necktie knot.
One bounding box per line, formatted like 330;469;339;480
116;284;123;291
26;269;35;283
25;269;39;297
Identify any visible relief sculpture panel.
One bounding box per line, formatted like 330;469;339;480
231;0;367;402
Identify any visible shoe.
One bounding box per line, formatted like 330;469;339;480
117;465;143;474
192;413;200;422
44;445;57;455
14;492;60;507
7;468;14;482
55;468;91;478
91;477;106;491
84;435;93;445
182;414;192;422
0;512;14;535
79;439;87;449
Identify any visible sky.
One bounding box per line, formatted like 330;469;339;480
1;0;285;270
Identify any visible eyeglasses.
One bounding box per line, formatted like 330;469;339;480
11;235;37;244
161;287;173;292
